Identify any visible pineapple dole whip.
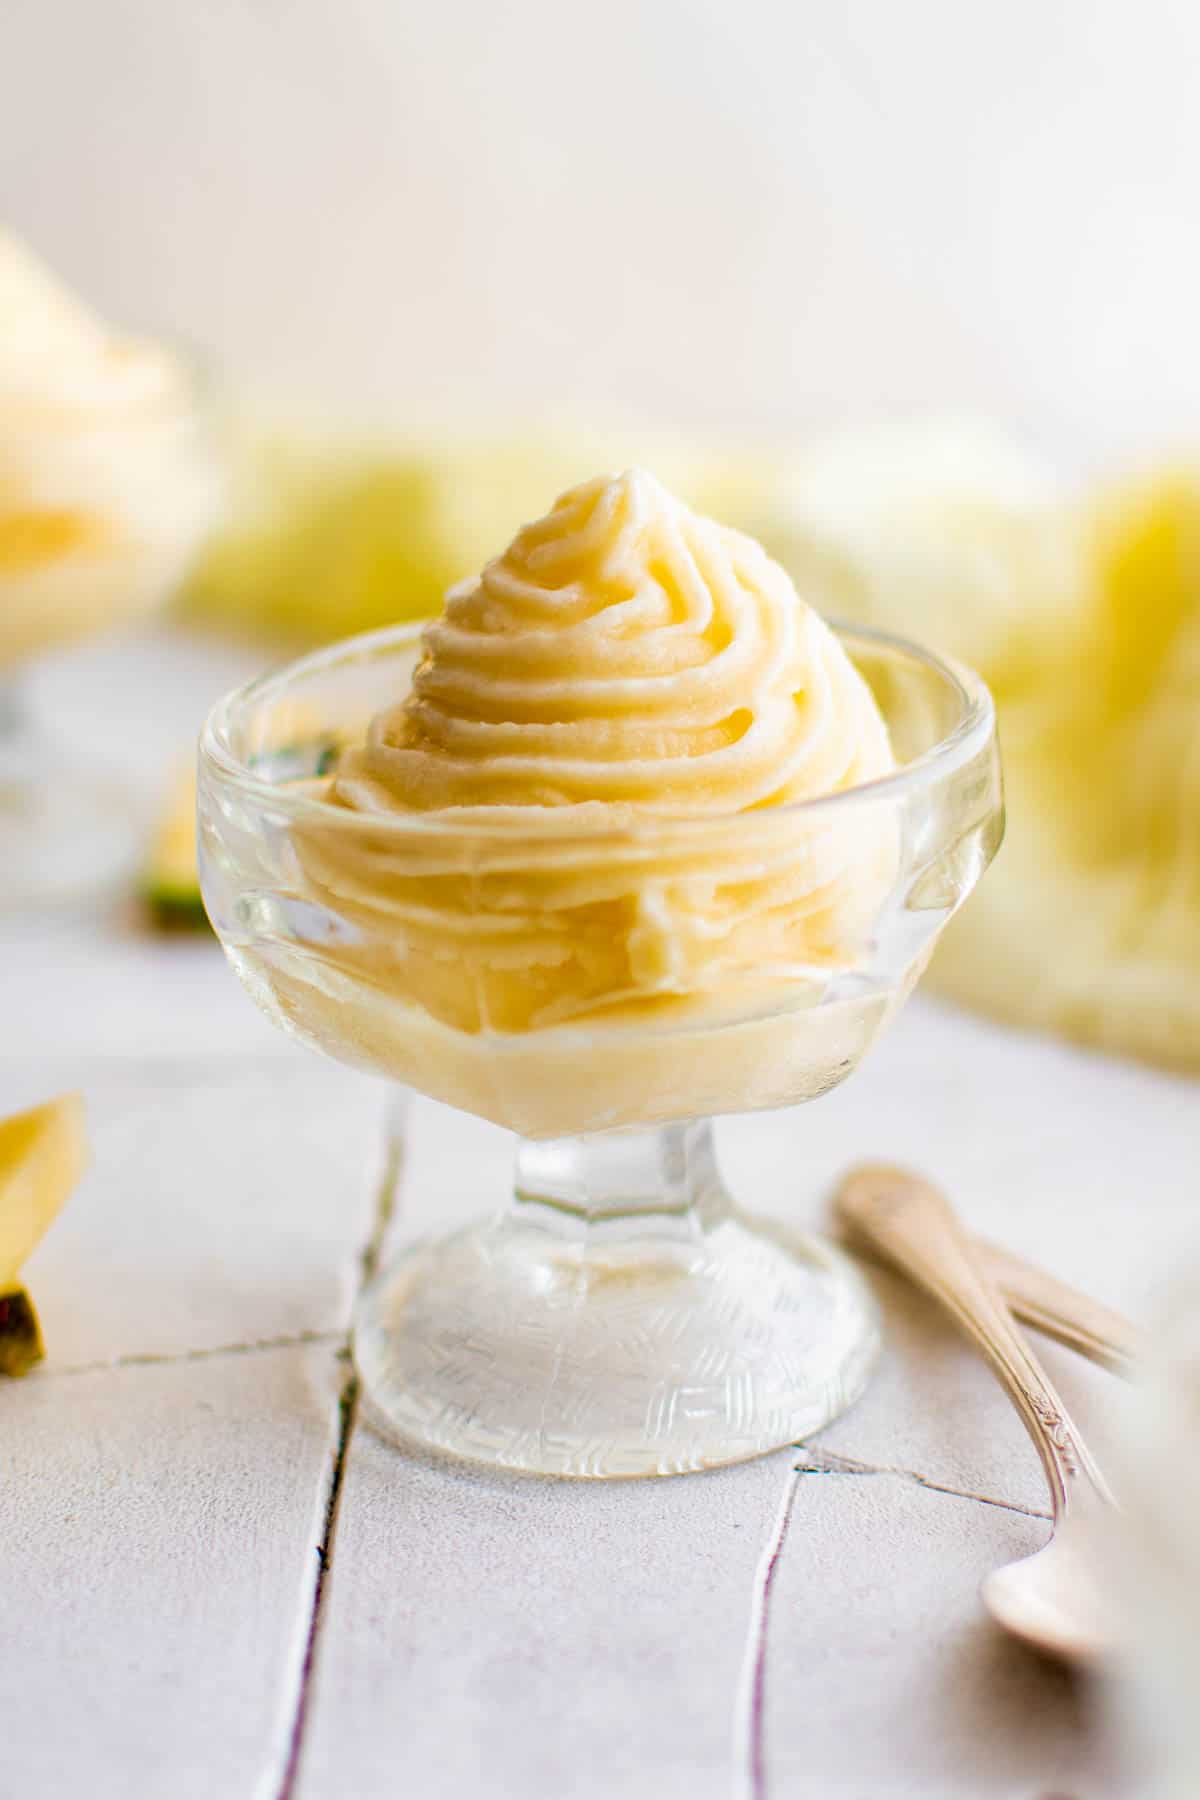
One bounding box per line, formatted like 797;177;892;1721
298;469;896;1037
0;229;218;668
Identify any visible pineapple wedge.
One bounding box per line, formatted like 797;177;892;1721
142;763;206;931
0;1093;88;1374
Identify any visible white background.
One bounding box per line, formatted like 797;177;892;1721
4;0;1199;465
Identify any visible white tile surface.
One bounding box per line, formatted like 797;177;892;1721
1;925;1178;1800
0;1345;343;1800
2;632;1194;1796
297;1434;795;1800
762;1469;1131;1799
3;1058;387;1366
0;920;285;1060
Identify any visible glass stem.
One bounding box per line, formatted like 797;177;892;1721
512;1118;732;1242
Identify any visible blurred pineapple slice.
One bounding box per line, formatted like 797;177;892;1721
747;420;1088;689
932;468;1200;1071
182;440;458;643
142;763;206;931
0;1093;88;1375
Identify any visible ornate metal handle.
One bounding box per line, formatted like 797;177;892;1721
972;1237;1140;1377
835;1165;1114;1522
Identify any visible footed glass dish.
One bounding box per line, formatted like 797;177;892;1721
199;621;1002;1477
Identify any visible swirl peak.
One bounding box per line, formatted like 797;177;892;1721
334;469;894;818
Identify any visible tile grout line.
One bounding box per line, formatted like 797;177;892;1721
729;1439;1050;1800
272;1100;406;1800
33;1365;1051;1524
37;1329;344;1381
36;1334;1053;1526
274;1368;358;1800
796;1445;1054;1521
731;1457;801;1800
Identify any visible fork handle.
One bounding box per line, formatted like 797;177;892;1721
973;1237;1140;1376
835;1165;1114;1522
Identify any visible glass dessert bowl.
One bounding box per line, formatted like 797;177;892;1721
0;231;220;907
200;626;1001;1477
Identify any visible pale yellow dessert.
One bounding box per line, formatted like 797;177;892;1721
253;471;903;1135
0;231;219;668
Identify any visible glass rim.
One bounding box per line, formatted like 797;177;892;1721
199;617;997;841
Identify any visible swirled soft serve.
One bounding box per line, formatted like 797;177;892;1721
294;470;896;1054
339;467;890;813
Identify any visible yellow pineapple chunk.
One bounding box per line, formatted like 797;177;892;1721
142;763;206;930
0;1093;88;1374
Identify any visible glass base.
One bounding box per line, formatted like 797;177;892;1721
0;682;142;910
354;1123;880;1478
